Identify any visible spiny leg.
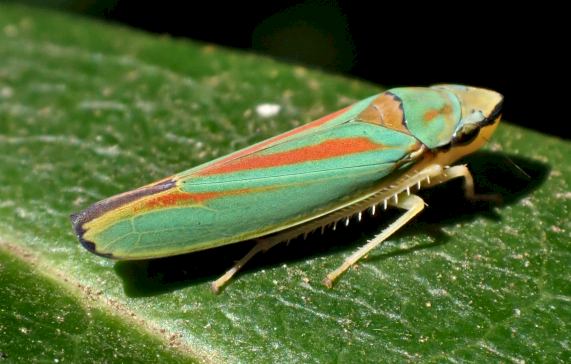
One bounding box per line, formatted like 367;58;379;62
323;194;425;288
211;238;282;294
425;164;500;202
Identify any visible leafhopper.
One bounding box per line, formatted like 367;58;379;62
71;85;503;292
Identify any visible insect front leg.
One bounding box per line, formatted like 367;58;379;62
323;194;425;288
424;164;501;202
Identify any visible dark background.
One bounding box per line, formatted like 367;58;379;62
3;0;565;138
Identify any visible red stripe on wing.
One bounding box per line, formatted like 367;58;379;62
135;188;257;211
142;192;220;208
198;106;351;175
199;137;385;176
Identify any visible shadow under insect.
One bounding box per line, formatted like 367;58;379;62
114;151;549;297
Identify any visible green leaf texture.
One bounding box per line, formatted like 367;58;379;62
1;5;570;363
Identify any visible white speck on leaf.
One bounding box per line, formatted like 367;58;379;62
256;103;281;118
429;288;448;297
1;86;13;98
555;192;571;200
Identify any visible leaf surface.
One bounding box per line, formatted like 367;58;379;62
1;5;570;363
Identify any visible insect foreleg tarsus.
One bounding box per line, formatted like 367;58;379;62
426;164;501;202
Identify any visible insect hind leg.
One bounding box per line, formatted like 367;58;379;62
323;193;425;288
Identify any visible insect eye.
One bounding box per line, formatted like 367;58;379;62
451;109;486;146
452;124;480;145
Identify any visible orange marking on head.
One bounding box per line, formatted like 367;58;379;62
424;109;439;121
199;137;385;175
424;104;453;122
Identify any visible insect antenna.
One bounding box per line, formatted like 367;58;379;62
503;155;531;180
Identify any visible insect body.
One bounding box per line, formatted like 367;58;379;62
71;84;503;292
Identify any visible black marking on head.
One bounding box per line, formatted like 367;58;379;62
484;98;503;126
452;124;481;146
452;97;503;146
434;95;503;152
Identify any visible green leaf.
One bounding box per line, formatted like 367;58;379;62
1;4;570;363
0;249;194;363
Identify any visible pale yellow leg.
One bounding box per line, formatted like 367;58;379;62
425;165;500;202
323;194;425;288
211;238;282;294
